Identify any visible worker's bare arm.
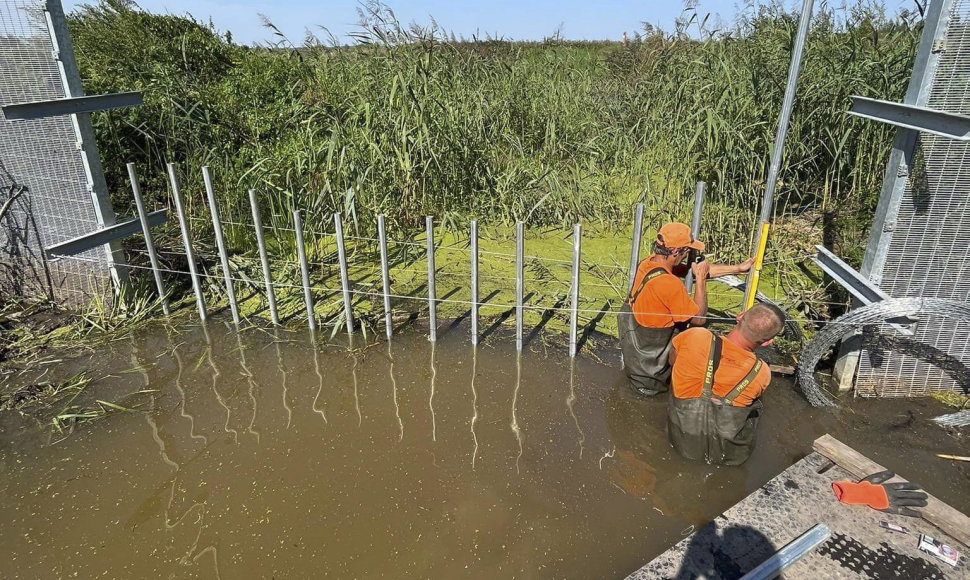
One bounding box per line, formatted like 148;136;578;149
689;260;709;326
708;257;754;279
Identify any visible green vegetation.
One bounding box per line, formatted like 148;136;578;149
55;0;922;332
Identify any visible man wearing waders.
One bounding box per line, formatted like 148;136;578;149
619;222;750;396
667;303;786;465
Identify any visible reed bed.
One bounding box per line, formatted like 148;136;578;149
63;0;922;322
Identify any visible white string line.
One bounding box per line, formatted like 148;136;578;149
51;252;918;328
188;216;820;270
135;245;833;300
183;215;625;271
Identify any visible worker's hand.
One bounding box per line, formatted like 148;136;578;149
736;257;755;274
831;470;928;517
691;259;710;281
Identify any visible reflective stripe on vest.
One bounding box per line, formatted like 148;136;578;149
627;267;667;307
700;334;763;405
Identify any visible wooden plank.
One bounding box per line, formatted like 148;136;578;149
813;434;970;547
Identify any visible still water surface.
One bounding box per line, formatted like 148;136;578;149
1;320;967;578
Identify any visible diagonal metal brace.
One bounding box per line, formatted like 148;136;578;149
2;91;143;121
848;96;970;141
813;245;915;335
46;208;167;259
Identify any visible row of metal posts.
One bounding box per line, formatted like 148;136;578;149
126;163;706;358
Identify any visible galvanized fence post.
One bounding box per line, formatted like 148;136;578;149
470;219;479;346
378;214;393;339
334;213;354;335
685;181;706;294
515;221;524;352
293;210;316;333
249;189;279;325
201;166;240;325
569;223;581;358
126;162;169;315
627;203;644;293
166;163;206;322
426;216;437;342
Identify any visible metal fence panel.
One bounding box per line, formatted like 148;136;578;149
856;0;970;397
0;0;116;306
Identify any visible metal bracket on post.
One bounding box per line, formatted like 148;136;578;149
2;92;142;120
45;209;167;258
847;96;970;141
812;245;915;335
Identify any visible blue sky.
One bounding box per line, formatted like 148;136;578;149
63;0;913;46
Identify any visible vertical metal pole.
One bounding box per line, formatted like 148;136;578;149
685;181;706;294
743;0;815;310
249;189;279;325
201;166;240;324
166;163;206;322
293;210;315;333
126;163;169;315
515;221;524;352
334;213;354;335
569;223;581;358
377;214;393;339
627;203;644;293
44;0;128;289
426;216;437;342
470;219;479;346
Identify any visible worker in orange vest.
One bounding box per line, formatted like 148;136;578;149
666;302;786;465
618;222;751;397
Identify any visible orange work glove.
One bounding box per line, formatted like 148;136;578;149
832;470;928;517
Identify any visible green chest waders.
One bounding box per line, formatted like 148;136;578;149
619;268;675;396
667;335;765;466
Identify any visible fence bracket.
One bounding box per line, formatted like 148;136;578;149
45;208;167;258
2;91;143;120
812;245;915;334
848;96;970;141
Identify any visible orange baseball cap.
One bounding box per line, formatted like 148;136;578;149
657;222;705;251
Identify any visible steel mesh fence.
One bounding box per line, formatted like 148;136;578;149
856;0;970;397
0;0;113;306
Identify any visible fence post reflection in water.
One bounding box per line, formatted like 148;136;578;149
569;223;581;358
428;339;437;442
167;163;207;322
273;329;293;430
378;214;393;339
311;336;328;425
334;213;354;335
628;203;644;293
426;216;437;342
470;219;479;346
236;332;261;442
127;162;169;315
249;189;279;326
202;166;240;325
469;346;479;468
293;210;316;333
202;322;238;443
515;221;524;352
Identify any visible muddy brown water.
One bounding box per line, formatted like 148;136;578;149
1;319;968;579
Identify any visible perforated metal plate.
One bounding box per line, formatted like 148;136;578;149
856;0;970;397
0;1;114;306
